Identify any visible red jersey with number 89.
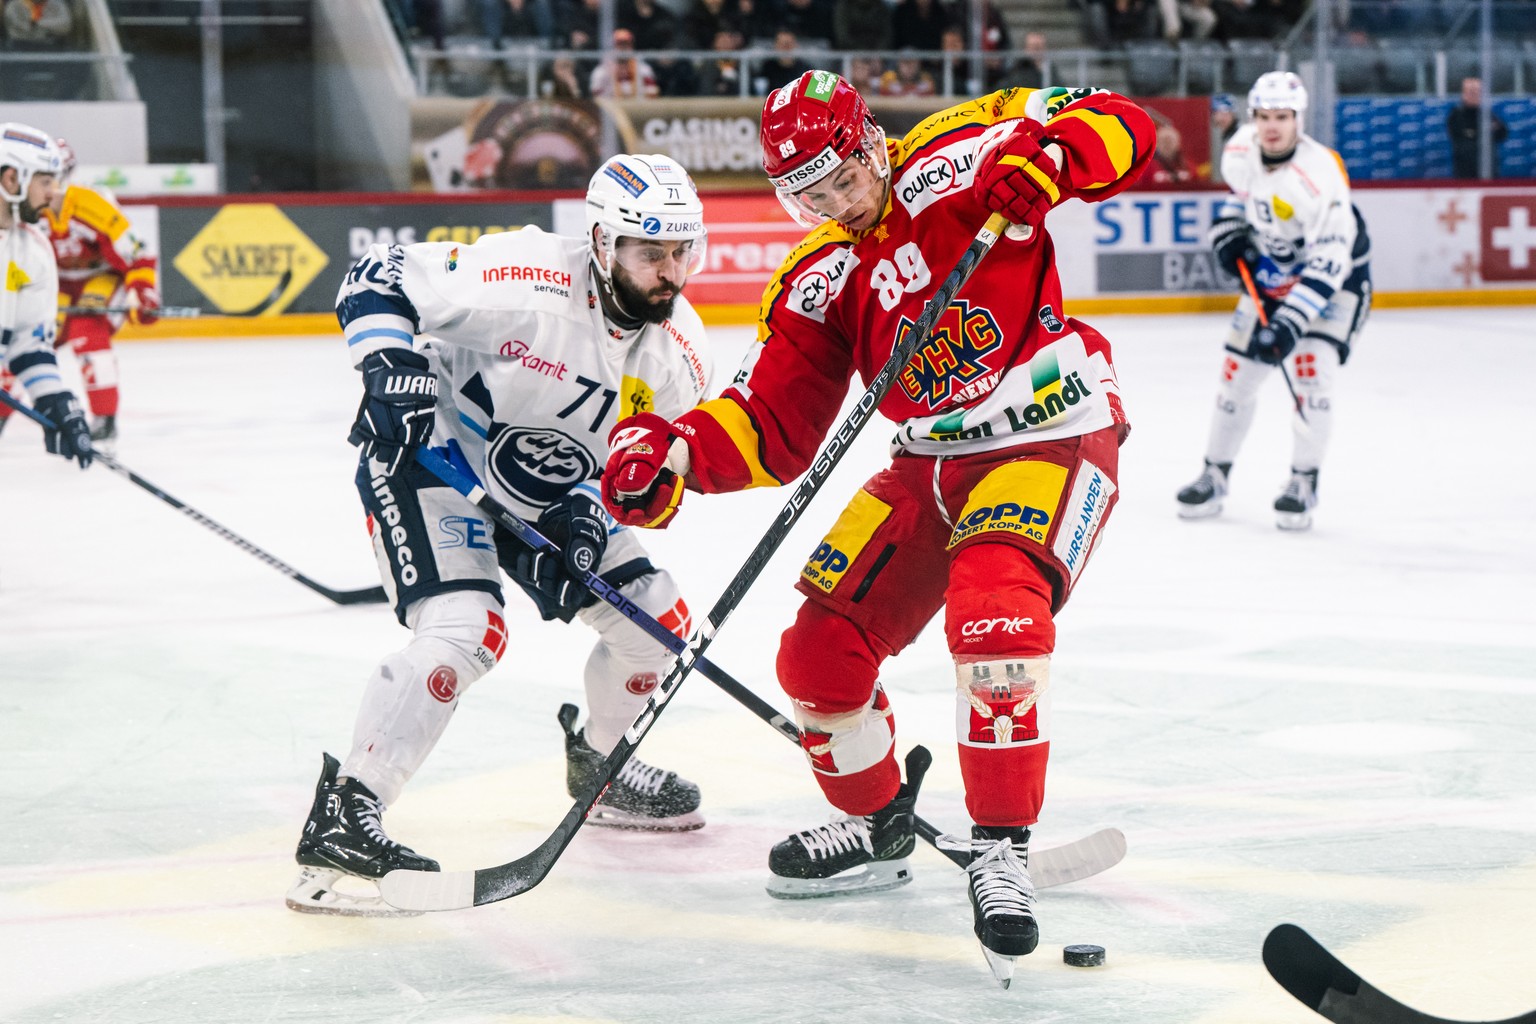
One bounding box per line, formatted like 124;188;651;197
677;86;1154;494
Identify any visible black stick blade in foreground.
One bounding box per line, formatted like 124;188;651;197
1263;924;1536;1024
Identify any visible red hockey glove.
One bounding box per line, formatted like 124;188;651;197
602;412;688;529
973;118;1062;228
127;277;161;326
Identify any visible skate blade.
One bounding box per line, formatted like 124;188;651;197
1176;501;1223;520
982;946;1016;989
284;866;423;918
1275;510;1313;531
764;858;913;900
587;805;705;832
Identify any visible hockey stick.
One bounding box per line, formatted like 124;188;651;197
379;212;1014;913
1263;923;1536;1024
60;305;203;318
1237;261;1308;424
409;446;1128;887
0;389;387;606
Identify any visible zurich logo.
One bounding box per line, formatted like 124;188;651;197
642;216;662;235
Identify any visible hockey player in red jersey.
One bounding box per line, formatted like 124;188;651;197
0;138;160;447
600;71;1153;977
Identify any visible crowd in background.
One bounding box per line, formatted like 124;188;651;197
398;0;1126;98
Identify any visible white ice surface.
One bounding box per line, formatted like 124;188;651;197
2;309;1534;1023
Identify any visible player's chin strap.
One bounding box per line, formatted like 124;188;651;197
589;253;644;331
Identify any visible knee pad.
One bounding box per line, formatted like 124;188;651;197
402;589;508;696
797;683;895;779
945;543;1055;658
956;656;1051;748
777;600;887;715
579;568;691;750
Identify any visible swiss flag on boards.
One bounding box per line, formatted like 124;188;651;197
1479;194;1536;281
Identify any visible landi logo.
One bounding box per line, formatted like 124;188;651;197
173;204;327;316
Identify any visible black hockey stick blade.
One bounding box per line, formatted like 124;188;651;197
382;212;1014;912
229;267;294;316
0;390;386;607
1263;924;1536;1024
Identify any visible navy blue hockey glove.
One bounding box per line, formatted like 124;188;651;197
349;349;437;475
513;490;610;622
1211;215;1258;278
1249;304;1307;365
35;391;94;469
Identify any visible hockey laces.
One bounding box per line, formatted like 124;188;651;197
615;757;669;796
350;791;403;850
796;818;874;861
937;834;1036;919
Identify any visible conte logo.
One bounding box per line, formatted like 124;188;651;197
960;616;1035;638
896;300;1003;408
427;666;459;703
626;672;659;695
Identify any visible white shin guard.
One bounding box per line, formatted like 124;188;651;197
342;590;506;804
576;567;689;753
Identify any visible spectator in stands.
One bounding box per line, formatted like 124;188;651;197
1215;0;1299;39
539;54;587;98
1159;0;1217;38
3;0;75;48
1206;93;1239;181
877;51;937;96
754;27;810;95
1145;110;1197;183
733;0;783;44
407;0;447;52
782;0;834;46
1083;0;1159;47
846;55;885;93
1447;76;1508;179
622;0;694;94
683;0;734;49
696;26;746;95
970;0;1013;90
1009;30;1048;90
892;0;957;52
833;0;893;53
938;24;974;93
482;0;554;48
589;27;660;97
556;0;599;49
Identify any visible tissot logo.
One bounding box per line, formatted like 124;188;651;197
769;146;840;192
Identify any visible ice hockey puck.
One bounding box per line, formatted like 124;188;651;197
1063;944;1106;967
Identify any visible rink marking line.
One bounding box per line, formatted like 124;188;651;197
1061;654;1536;695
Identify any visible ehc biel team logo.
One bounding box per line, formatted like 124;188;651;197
896;299;1003;407
487;425;599;508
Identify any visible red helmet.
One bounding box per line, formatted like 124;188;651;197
760;70;888;227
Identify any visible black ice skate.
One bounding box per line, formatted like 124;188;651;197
285;752;439;916
1274;467;1319;531
765;745;930;900
1176;460;1230;519
938;824;1038;989
559;703;704;832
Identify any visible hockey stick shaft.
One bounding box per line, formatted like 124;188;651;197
60;305;203;318
381;212;1012;911
0;389;386;606
1263;923;1536;1024
415;447;974;867
1237;261;1308;423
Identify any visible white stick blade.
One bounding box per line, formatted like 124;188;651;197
1033;827;1128;889
379;868;476;912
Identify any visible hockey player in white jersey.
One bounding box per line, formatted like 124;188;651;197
1176;72;1371;530
0;123;93;467
288;155;713;915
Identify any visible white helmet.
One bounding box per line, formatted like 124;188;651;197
585;154;707;280
1248;72;1308;118
0;123;64;206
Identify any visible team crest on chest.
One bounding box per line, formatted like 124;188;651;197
896;300;1003;407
